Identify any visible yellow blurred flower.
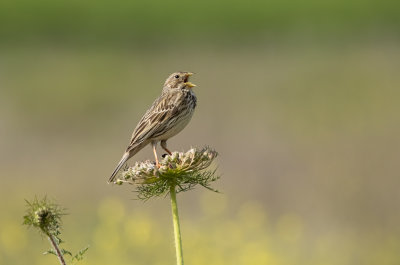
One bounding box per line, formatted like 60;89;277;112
97;197;125;225
92;223;121;253
1;222;27;254
276;213;303;243
200;191;227;216
124;213;159;247
237;201;268;230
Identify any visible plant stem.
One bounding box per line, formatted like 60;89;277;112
170;185;184;265
48;235;67;265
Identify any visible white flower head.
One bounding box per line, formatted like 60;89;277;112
115;147;219;200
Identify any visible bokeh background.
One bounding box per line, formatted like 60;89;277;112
1;0;400;264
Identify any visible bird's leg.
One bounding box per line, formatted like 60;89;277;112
152;141;160;168
161;140;173;156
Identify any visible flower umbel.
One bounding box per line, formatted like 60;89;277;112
114;146;219;200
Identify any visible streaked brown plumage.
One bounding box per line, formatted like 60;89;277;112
109;71;197;183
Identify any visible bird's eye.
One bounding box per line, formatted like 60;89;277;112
174;75;180;79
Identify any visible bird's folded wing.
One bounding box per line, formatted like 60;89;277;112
126;93;181;151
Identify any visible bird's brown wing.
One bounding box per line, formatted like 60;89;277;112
125;91;183;152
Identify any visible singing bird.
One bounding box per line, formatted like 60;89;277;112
109;72;197;182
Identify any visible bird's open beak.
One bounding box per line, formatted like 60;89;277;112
185;82;196;88
184;73;196;88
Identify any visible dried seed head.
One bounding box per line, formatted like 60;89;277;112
23;197;64;236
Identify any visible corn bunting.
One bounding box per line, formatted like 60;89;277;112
109;72;197;182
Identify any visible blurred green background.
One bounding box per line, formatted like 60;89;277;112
1;0;400;264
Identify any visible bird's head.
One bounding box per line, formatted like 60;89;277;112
163;72;196;90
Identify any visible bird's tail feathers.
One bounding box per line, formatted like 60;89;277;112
109;152;130;183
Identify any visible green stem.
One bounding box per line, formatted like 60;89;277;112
170;185;184;265
48;235;67;265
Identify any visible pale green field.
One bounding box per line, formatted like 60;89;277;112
1;39;400;264
1;0;400;263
